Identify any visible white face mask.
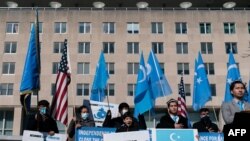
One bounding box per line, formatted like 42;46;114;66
81;113;89;120
121;109;128;115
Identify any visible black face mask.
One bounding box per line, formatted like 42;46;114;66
201;116;212;127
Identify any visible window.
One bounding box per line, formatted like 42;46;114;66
204;63;215;75
51;83;56;96
152;42;164;54
6;22;18;33
2;62;15;74
4;42;17;54
30;22;43;33
184;84;191;96
128;63;139;74
152;22;163;34
177;63;189;75
53;42;64;53
224;22;235;34
225;42;237;54
106;63;115;75
178;84;191;96
210;84;216;96
105;84;115;96
159;63;165;74
175;22;187;34
103;22;115;34
52;62;60;74
78;42;90;54
248;23;250;34
54;22;66;33
128;84;136;96
127;42;139;54
0;110;14;135
79;22;91;33
201;42;213;54
176;42;188;54
200;23;211;34
127;22;139;34
103;42;115;54
77;62;90;74
77;83;89;96
0;83;13;95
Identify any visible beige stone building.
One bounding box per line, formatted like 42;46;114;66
0;0;250;137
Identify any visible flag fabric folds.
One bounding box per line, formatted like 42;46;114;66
134;53;153;118
192;52;212;111
51;39;71;125
224;52;241;102
90;51;109;102
147;50;172;100
20;24;40;113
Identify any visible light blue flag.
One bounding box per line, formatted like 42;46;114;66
134;52;153;118
193;52;212;111
20;24;40;112
147;50;172;100
192;59;198;111
224;52;241;102
90;51;109;102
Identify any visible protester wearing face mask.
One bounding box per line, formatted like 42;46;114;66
103;102;147;130
27;100;59;135
193;108;219;132
116;112;139;132
67;105;95;141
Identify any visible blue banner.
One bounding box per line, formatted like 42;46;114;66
199;132;224;141
75;127;115;141
155;129;197;141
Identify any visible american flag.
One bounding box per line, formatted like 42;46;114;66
177;76;188;118
51;39;71;125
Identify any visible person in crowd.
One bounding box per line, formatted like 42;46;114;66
103;102;146;130
116;112;139;132
221;80;250;124
27;100;59;135
67;105;95;141
193;108;219;132
156;98;188;128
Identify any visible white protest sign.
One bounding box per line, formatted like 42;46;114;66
22;130;67;141
103;130;150;141
90;100;119;127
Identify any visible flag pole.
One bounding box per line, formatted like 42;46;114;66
212;106;219;129
35;7;41;131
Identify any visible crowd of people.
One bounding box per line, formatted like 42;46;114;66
25;80;250;140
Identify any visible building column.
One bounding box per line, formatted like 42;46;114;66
13;107;22;136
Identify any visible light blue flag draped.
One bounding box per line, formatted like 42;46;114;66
90;51;109;102
20;24;40;112
134;52;153;118
192;52;212;111
224;52;241;102
147;50;172;100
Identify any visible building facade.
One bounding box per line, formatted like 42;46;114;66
0;8;250;136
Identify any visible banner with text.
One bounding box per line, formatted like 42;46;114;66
103;130;150;141
22;130;66;141
75;127;116;141
199;132;224;141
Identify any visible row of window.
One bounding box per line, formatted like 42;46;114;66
5;22;250;34
3;41;238;54
0;83;217;97
2;61;229;75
